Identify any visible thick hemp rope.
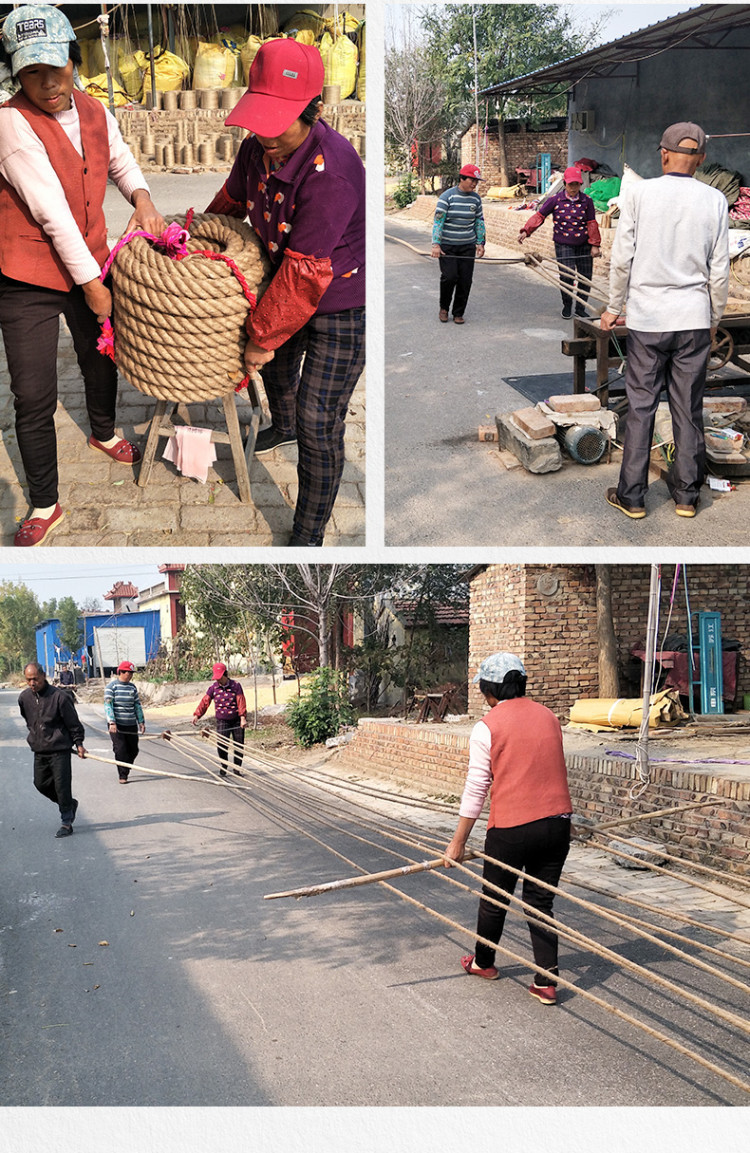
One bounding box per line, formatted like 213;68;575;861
109;211;272;402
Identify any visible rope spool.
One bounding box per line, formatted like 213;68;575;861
322;83;340;105
109;212;273;402
161;89;179;111
180;89;197;111
198;88;218;110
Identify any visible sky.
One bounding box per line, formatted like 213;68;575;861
386;3;697;47
0;562;167;609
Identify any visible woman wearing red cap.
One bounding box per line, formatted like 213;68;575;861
192;663;247;776
206;39;365;547
519;167;601;319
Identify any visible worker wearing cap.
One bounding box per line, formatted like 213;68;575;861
0;5;166;547
431;163;486;324
205;39;365;547
518;166;602;319
193;662;247;776
602;122;729;520
104;661;145;783
443;652;572;1006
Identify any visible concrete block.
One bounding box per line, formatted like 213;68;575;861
495;414;562;473
703;396;747;415
511;406;556;440
546;394;602;414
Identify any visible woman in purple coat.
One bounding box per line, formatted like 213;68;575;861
206;39;365;547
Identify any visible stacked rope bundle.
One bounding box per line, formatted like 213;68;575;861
109;211;272;402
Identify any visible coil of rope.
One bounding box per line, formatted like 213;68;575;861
108;211;273;402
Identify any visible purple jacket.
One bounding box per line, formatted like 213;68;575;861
226;119;365;314
538;189;596;246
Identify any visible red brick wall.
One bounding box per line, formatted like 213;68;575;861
468;565;750;717
337;722;750;876
462;124;568;185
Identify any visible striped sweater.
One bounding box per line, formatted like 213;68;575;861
104;679;145;726
432;186;486;246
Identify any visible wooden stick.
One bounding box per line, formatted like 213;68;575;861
82;750;248;789
264;853;477;900
592;797;719;833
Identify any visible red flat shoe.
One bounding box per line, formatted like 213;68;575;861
460;953;499;980
14;504;65;547
89;436;141;464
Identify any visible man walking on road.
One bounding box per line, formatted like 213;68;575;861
18;661;86;838
193;662;247;776
104;660;145;783
431;164;486;324
601;122;729;520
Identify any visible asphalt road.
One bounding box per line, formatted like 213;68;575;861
384;215;750;548
2;688;749;1140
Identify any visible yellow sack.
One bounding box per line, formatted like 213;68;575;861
319;33;357;100
117;48;143;102
132;48;189;92
240;35;283;86
282;10;327;38
486;184;526;200
567;689;686;732
193;42;237;89
325;11;360;36
80;72;130;107
356;22;365;101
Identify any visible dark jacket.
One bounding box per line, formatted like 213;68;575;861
18;682;85;754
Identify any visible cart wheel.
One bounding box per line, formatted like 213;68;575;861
709;327;734;370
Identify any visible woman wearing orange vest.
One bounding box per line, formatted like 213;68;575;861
0;6;165;546
444;652;572;1005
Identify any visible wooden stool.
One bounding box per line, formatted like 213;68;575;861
137;376;263;505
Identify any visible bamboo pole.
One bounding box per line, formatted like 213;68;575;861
264;853;477;900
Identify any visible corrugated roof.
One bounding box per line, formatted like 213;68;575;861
482;4;750;97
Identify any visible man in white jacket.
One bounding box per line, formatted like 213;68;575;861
601;122;729;519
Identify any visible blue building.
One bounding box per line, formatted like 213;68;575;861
35;611;161;677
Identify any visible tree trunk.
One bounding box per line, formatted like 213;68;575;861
595;565;619;697
497;116;509;186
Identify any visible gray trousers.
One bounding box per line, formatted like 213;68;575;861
617;328;711;508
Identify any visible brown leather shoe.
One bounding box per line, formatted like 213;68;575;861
453;315;465;324
439;309;449;322
606;487;646;519
675;503;697;518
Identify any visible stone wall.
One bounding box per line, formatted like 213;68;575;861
337;720;750;876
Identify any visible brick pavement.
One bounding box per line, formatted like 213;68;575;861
0;171;365;548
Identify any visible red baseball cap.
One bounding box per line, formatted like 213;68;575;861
460;164;483;180
225;39;325;137
564;166;584;183
212;662;228;679
117;661;136;673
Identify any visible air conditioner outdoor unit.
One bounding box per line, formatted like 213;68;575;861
572;110;595;133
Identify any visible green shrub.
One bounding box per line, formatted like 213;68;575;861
285;666;353;748
392;174;418;209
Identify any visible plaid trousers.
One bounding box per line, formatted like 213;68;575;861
261;306;365;544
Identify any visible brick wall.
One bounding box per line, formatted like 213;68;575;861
462;124;568;186
399;194;617;267
337;721;750;876
467;565;750;717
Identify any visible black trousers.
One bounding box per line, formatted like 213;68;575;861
111;723;139;778
0;271;118;507
33;750;76;824
438;244;476;317
616;328;711;509
555;242;593;313
474;815;571;984
216;717;245;766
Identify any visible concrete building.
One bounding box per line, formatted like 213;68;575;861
482;5;750;179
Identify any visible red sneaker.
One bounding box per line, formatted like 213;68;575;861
528;982;557;1005
14;504;65;547
460;954;499;980
89;436;141;464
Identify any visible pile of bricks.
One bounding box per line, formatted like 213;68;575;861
494;393;612;473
